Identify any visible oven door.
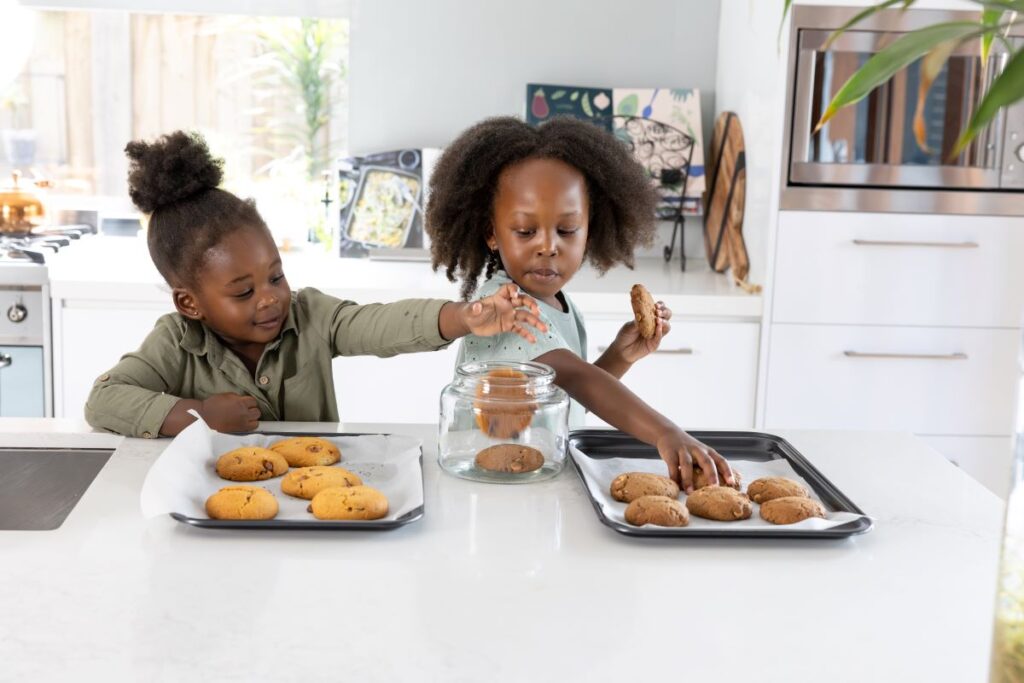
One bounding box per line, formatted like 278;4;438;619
790;28;1024;191
0;346;44;417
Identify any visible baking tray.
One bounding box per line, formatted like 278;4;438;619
169;431;424;531
569;429;872;539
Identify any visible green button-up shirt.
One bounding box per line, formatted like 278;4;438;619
84;287;450;438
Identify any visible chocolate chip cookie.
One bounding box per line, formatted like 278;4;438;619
685;486;752;521
281;465;362;499
473;368;537;438
475;444;545;473
269;436;341;467
205;485;279;520
624;495;689;527
308;485;389;521
215;447;288;481
630;284;657;339
746;477;808;504
610;472;680;503
760;496;826;525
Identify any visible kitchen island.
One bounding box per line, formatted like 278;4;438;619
0;420;1003;682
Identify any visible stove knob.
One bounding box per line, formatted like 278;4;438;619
7;303;27;323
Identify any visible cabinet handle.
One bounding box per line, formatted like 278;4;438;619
852;239;979;249
843;350;968;361
0;353;10;369
596;345;693;355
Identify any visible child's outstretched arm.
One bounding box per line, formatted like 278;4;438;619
438;282;547;342
593;301;672;379
536;347;731;493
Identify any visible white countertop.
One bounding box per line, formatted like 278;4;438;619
45;235;762;319
0;419;1003;682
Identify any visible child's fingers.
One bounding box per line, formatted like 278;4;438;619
677;452;696;494
709;448;734;486
691;448;719;487
656;301;672;320
661;450;682;486
516;293;541;316
515;309;548;334
510;323;538;344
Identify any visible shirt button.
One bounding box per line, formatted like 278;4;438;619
258;375;270;386
142;431;153;439
99;373;110;382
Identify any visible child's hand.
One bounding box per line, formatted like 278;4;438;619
200;392;261;432
656;428;734;494
463;283;548;342
610;301;671;364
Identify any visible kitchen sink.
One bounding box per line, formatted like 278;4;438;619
0;448;113;530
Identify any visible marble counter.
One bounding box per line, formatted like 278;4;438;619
0;419;1003;681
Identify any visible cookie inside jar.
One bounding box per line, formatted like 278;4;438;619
439;360;569;483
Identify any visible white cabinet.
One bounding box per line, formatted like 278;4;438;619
773;210;1024;328
764;210;1022;496
584;318;760;429
332;344;461;425
765;324;1019;434
54;301;172;418
919;435;1014;499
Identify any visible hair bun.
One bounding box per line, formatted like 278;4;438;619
124;130;224;213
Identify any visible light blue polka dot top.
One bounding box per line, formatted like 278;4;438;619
455;270;588;426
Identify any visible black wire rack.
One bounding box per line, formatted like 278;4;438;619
598;115;696;271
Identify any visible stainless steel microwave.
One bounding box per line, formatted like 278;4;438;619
782;5;1024;215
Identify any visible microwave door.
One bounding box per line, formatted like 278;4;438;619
790;28;1008;191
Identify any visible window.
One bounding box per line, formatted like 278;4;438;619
0;7;349;246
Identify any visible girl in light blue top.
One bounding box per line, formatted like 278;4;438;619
426;117;735;492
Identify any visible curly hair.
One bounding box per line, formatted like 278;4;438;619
425;116;660;300
125;130;267;287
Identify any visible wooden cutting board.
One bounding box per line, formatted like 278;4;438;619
703;112;759;292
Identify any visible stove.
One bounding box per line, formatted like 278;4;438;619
0;225;93;264
0;224;93;417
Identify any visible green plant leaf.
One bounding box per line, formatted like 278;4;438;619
980;8;1004;64
822;0;913;50
913;38;960;151
815;21;983;132
778;0;793;47
954;47;1024;155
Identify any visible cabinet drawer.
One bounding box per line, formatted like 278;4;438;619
919;435;1014;499
773;211;1024;327
584;319;759;429
764;324;1019;434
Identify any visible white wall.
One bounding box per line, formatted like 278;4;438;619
348;0;720;260
348;0;720;154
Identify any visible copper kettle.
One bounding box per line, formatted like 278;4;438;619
0;170;50;234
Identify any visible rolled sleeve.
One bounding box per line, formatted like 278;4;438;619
83;316;185;437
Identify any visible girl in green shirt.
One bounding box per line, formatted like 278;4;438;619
425;117;734;493
85;131;545;438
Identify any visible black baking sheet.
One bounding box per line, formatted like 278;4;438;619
569;429;872;539
169;431;424;531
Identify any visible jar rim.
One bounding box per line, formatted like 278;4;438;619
455;360;555;382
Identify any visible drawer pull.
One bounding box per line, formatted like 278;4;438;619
843;350;968;361
852;239;979;249
0;353;10;369
597;346;694;355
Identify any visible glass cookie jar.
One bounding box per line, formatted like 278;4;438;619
438;360;569;483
